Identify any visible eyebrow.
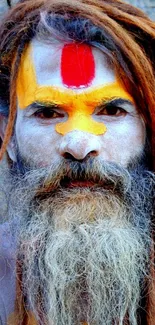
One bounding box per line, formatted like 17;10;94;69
99;98;134;107
27;102;59;111
27;98;134;111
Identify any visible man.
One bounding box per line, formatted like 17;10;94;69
0;0;154;324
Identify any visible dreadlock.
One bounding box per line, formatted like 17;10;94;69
0;0;155;168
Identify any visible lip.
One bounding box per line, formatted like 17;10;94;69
60;176;103;189
67;180;97;188
59;177;115;191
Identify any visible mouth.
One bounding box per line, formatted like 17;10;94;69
59;176;112;189
63;180;97;188
35;176;118;202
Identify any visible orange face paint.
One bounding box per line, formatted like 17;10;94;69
17;44;133;136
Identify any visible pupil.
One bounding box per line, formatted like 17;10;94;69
45;109;53;117
108;107;118;115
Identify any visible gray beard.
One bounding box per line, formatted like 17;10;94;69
6;158;154;325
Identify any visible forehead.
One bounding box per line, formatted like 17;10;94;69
31;38;115;89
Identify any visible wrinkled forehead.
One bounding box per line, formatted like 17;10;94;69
31;38;115;89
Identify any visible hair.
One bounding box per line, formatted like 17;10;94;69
0;0;155;168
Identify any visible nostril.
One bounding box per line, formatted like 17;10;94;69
88;150;98;157
63;150;98;161
63;152;79;161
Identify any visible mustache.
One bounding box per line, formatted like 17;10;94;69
47;163;128;193
13;158;132;198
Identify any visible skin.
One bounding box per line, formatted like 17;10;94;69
7;38;146;168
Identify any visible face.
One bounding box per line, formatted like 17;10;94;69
11;38;145;168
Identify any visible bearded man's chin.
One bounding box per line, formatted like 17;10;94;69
42;187;127;229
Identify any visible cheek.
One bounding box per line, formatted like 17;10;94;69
100;118;146;166
15;120;60;167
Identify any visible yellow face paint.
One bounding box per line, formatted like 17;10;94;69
17;44;133;136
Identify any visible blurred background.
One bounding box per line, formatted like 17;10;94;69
127;0;155;20
0;0;155;19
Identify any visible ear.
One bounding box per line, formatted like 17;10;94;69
0;114;17;162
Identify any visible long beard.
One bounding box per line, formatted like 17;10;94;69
8;159;154;325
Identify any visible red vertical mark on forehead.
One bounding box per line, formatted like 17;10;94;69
61;43;95;88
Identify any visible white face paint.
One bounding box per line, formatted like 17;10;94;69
13;39;145;168
32;38;115;89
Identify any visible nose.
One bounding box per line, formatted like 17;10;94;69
59;131;102;161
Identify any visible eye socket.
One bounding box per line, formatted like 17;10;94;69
96;105;127;117
34;107;64;119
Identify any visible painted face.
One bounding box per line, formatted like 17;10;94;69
14;38;145;167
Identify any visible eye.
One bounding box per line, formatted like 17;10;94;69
96;105;127;117
34;107;64;119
